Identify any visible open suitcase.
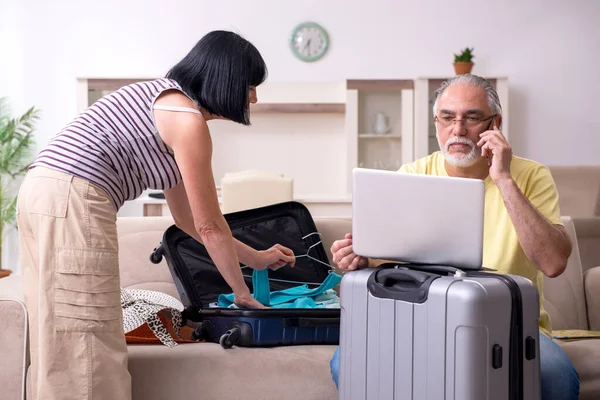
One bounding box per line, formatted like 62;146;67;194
338;263;542;400
150;201;340;348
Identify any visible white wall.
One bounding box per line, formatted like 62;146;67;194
2;0;599;274
5;0;600;164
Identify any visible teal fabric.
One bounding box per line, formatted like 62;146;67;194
218;269;342;308
251;269;271;306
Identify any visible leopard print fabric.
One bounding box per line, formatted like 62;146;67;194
121;288;184;348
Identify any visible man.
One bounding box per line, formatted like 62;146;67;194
329;74;579;399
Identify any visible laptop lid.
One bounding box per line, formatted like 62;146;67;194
351;167;485;270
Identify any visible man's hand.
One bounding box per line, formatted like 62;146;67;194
478;125;513;183
250;244;296;271
331;233;368;271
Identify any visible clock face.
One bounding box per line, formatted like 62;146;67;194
290;22;329;62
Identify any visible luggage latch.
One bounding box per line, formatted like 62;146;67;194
492;344;503;369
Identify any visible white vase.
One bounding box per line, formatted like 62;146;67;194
373;112;390;135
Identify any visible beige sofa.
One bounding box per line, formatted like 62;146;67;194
1;213;599;400
550;166;600;275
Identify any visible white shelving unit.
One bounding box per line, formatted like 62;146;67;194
75;75;508;218
345;79;414;193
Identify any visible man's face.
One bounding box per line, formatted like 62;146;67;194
434;84;498;168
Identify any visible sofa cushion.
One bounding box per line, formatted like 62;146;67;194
550;166;600;217
572;217;600;273
557;339;600;400
117;217;180;300
127;343;338;400
543;217;589;330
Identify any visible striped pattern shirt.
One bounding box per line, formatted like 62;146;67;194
32;78;189;209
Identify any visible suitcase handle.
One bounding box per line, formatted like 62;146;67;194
149;243;164;264
379;262;467;277
367;269;439;304
282;317;340;328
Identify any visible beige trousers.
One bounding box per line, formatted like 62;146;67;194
17;166;131;400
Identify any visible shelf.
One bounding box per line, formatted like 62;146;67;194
84;79;346;114
87;78;152;91
347;80;413;91
250;103;345;114
358;134;402;139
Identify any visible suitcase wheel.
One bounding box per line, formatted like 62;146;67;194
219;327;241;349
191;321;210;341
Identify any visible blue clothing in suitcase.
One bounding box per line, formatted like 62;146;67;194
218;269;342;308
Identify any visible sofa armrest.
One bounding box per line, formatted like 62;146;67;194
584;266;600;330
0;274;28;400
0;274;24;302
0;276;28;400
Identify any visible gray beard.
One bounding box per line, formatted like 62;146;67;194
438;135;482;168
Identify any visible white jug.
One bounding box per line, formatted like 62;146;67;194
373;112;390;135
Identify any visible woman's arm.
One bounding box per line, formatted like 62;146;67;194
154;91;264;308
164;181;283;269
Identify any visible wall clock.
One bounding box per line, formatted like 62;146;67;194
290;22;329;62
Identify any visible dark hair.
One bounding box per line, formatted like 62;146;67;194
166;30;268;125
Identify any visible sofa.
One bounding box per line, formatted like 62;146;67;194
550;166;600;275
1;213;599;400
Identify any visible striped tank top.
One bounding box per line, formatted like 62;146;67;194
32;78;196;210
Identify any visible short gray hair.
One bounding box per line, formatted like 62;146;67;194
432;74;502;117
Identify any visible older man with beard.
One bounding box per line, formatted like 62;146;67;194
328;74;579;399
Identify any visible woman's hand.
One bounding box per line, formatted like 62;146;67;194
250;244;296;271
234;290;268;309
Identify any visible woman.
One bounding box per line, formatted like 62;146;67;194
16;30;295;400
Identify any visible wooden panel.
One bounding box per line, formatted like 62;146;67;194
143;204;163;217
347;80;414;91
250;103;345;114
87;78;155;91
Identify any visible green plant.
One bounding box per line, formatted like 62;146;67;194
0;98;39;270
454;47;474;63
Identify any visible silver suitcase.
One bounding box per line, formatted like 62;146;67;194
338;264;541;400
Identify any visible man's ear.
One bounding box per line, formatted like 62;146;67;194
495;114;503;130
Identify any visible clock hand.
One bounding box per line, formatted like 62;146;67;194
304;38;312;53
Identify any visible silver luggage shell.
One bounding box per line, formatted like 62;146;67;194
338;266;541;400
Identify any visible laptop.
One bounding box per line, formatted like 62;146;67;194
351;167;485;270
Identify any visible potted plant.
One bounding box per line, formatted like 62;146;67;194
453;47;474;75
0;98;39;278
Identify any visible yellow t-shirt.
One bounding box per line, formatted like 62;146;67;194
398;151;563;337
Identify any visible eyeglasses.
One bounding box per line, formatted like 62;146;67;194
434;114;497;129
